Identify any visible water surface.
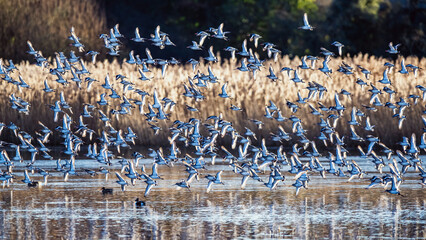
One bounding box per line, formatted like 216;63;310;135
0;158;425;239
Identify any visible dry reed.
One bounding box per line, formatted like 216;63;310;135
0;0;106;60
0;51;425;151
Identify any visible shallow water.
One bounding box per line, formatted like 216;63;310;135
0;157;425;239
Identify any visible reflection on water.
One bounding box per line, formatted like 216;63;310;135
0;159;425;239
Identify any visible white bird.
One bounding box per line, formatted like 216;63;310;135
142;173;157;197
86;51;99;64
348;107;360;125
299;56;310;69
291;69;303;83
407;133;419;155
156;59;168;78
187;41;202;50
113;24;123;38
319;56;332;77
218;82;230;98
331;41;344;56
237;58;249;72
299;13;314;31
379;68;391;84
145;48;156;65
204;46;217;62
131;27;145;42
238;39;249;56
43;79;55;93
349;125;363;141
386;42;401;54
266;65;279;81
212;23;229;40
224;46;238;60
152;89;162;109
138;68;152;81
150;25;163;43
126;50;137;65
206;171;224;193
115;172;128;191
69;26;85;52
364;116;375;131
249;33;262;48
22;170;32;184
399;58;409;74
26;41;37;55
164;36;175;46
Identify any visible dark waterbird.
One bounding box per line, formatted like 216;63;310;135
101;187;113;195
135;198;145;207
27;181;39;187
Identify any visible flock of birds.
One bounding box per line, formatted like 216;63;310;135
0;13;425;206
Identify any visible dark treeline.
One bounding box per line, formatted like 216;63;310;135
0;0;424;61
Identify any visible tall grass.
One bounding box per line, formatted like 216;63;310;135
0;0;106;60
0;51;424;152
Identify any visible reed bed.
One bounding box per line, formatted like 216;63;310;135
0;0;106;60
0;52;424;152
